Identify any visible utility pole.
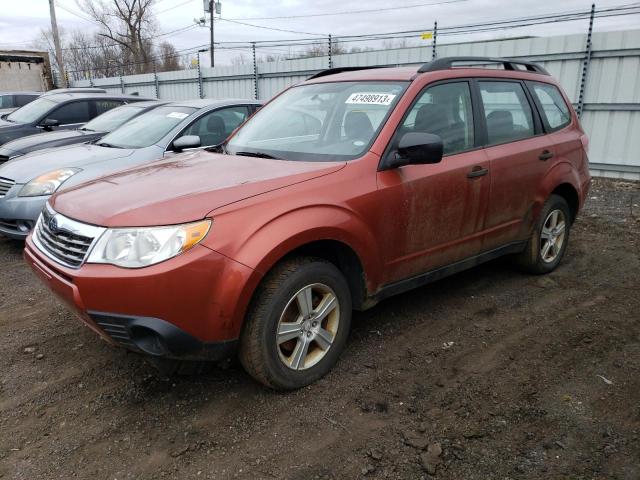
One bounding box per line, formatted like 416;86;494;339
210;0;215;67
48;0;66;87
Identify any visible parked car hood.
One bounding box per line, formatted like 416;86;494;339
0;143;136;183
0;129;94;157
50;151;346;227
0;120;27;143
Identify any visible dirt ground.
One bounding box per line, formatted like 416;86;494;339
1;178;639;480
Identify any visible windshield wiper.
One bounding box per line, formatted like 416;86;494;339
79;127;95;132
235;151;281;160
96;142;118;148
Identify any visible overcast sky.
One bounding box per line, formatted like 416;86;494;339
0;0;638;67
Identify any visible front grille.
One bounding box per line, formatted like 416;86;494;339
0;177;14;197
36;208;95;268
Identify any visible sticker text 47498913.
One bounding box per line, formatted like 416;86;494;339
345;93;396;106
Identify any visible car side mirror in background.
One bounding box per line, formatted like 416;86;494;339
381;132;443;170
172;135;201;152
40;118;60;130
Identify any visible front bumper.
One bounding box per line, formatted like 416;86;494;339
24;235;262;360
0;185;47;240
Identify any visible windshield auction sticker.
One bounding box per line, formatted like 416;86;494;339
345;93;396;105
167;112;189;119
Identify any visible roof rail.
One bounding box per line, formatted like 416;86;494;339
307;65;388;80
418;57;549;75
43;87;108;95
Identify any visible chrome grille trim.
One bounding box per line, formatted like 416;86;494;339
32;204;106;269
0;177;15;197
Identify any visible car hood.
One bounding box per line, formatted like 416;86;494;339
51;151;346;227
0;120;27;143
0;143;136;183
0;129;91;156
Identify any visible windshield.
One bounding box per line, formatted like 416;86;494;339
98;105;196;148
6;97;57;123
227;81;407;161
82;105;144;133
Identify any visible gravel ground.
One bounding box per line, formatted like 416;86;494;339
1;177;639;480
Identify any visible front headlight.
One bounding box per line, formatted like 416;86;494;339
19;168;81;197
87;220;211;268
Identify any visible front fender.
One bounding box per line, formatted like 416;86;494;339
208;204;383;292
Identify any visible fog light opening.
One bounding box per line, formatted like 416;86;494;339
130;326;169;356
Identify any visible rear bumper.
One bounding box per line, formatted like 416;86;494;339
24;235;262;360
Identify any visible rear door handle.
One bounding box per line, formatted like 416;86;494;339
539;150;554;161
467;166;489;179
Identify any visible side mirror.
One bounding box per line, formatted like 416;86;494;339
40;118;60;130
382;132;443;170
172;135;201;152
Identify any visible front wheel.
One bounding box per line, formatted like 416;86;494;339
514;194;572;274
239;257;352;390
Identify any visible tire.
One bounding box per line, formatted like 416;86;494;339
239;256;352;390
514;194;572;274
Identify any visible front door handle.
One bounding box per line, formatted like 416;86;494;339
539;150;554;161
467;166;489;179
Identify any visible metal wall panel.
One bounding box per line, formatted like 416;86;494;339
71;29;640;179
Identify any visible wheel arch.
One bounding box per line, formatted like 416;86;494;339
535;161;583;224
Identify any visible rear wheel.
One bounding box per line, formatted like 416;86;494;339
514;194;571;274
239;257;352;390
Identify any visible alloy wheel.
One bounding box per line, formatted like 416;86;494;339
540;209;567;263
276;283;340;371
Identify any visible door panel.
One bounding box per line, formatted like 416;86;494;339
478;80;552;250
376;150;490;283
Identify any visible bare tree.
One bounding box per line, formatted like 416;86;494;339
156;41;183;72
77;0;157;73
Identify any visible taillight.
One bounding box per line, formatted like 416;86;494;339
580;134;589;154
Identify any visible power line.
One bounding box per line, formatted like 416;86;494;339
156;0;196;15
226;0;468;21
61;3;640;76
217;18;327;37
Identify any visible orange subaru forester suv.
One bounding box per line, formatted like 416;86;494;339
25;57;591;389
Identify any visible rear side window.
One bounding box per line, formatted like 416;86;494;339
49;101;91;124
15;94;37;107
479;81;534;145
95;99;125;115
529;82;571;131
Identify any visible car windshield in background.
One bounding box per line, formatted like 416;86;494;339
6;97;57;124
82;105;143;133
0;95;12;108
227;81;408;161
97;106;196;148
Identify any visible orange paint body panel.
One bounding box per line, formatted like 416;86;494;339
25;64;591;359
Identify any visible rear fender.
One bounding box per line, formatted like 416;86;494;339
533;161;582;222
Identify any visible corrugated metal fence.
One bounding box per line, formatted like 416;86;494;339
72;29;640;179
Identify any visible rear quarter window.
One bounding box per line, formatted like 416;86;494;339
529;82;571;131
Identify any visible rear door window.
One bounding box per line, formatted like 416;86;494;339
479;81;535;145
15;94;37;107
49;101;91;125
95;99;126;116
528;82;571;131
